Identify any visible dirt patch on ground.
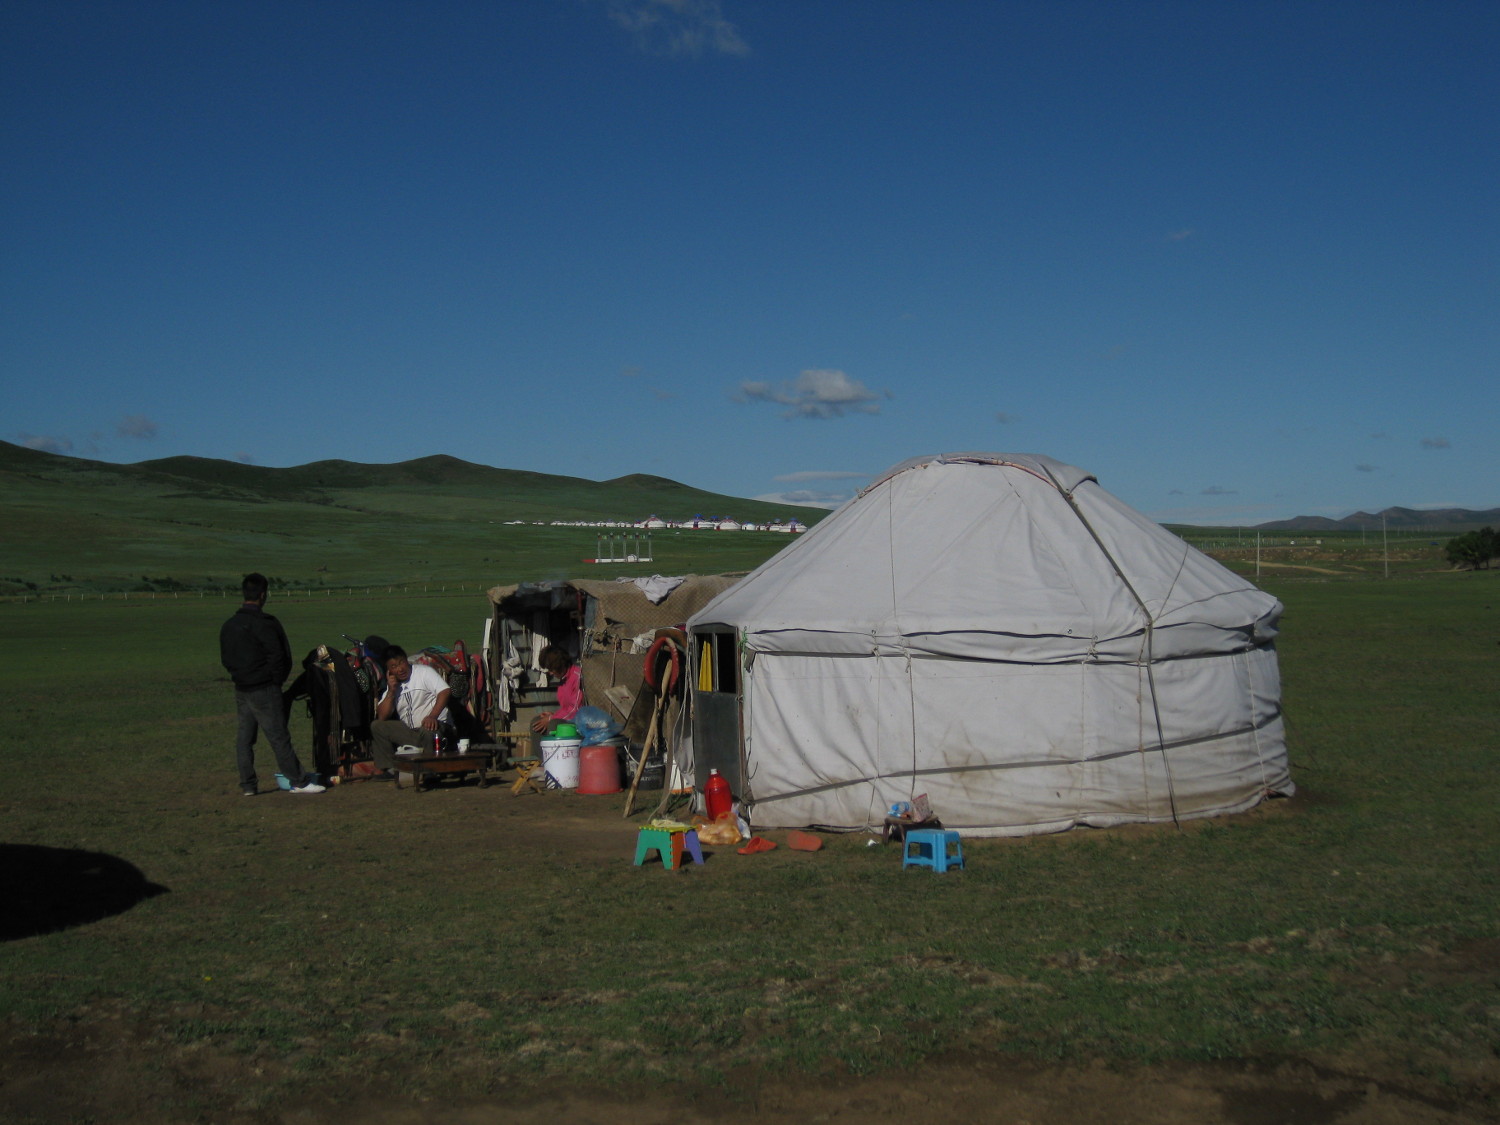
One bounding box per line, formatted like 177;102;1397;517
1;1022;1493;1125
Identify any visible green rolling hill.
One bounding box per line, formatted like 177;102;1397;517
0;441;823;595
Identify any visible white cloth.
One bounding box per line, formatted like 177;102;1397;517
530;610;551;671
381;662;451;727
632;574;686;604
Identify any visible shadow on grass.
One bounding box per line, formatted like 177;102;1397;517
0;844;168;941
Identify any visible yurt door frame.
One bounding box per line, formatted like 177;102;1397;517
689;627;747;800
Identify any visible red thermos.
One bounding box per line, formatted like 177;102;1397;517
705;768;732;820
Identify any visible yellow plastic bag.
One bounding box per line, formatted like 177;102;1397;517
692;814;742;846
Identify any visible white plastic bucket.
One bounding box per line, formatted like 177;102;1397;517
540;737;582;789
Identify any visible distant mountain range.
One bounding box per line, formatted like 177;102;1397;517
1255;507;1500;532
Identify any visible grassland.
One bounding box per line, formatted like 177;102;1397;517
1174;525;1460;581
6;441;1474;598
0;440;823;596
1;569;1497;1122
3;445;1496;1120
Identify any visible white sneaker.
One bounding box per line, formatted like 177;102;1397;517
289;781;326;794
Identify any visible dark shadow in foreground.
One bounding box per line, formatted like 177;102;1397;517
0;844;169;941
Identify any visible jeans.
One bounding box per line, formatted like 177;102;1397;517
235;685;308;789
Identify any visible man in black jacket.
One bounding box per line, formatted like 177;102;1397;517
220;573;325;796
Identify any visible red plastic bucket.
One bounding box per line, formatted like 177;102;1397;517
577;744;623;794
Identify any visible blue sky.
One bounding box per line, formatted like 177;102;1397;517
3;1;1495;524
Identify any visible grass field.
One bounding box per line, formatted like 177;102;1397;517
2;569;1498;1122
0;442;827;597
1181;527;1457;581
8;441;1481;598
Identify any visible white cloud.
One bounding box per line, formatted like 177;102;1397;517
737;369;888;419
117;414;158;439
1147;502;1281;526
774;470;867;483
753;490;848;510
606;0;750;57
17;432;72;454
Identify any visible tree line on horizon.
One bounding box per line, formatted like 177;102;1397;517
1445;528;1498;570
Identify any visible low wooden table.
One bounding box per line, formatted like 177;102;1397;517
882;814;942;843
392;749;495;791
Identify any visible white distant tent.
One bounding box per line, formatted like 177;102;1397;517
685;453;1292;837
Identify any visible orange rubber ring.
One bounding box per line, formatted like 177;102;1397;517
643;634;682;696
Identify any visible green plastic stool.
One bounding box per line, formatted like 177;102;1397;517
634;827;704;870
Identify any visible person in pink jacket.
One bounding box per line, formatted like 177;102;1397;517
530;645;581;734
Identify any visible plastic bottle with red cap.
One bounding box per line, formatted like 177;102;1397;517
705;768;732;821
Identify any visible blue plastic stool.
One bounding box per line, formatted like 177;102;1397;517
634;827;704;870
902;829;964;872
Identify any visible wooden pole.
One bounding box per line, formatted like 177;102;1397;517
622;691;665;818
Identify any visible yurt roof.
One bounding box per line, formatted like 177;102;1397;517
690;453;1280;663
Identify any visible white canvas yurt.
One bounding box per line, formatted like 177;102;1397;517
685;453;1292;837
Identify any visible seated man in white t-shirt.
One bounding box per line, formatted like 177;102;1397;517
369;645;452;774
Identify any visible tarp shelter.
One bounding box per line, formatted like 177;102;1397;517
686;453;1292;837
485;575;744;741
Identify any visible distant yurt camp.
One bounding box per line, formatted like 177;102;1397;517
685;452;1292;837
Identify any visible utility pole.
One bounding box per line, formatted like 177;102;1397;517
1382;514;1389;579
